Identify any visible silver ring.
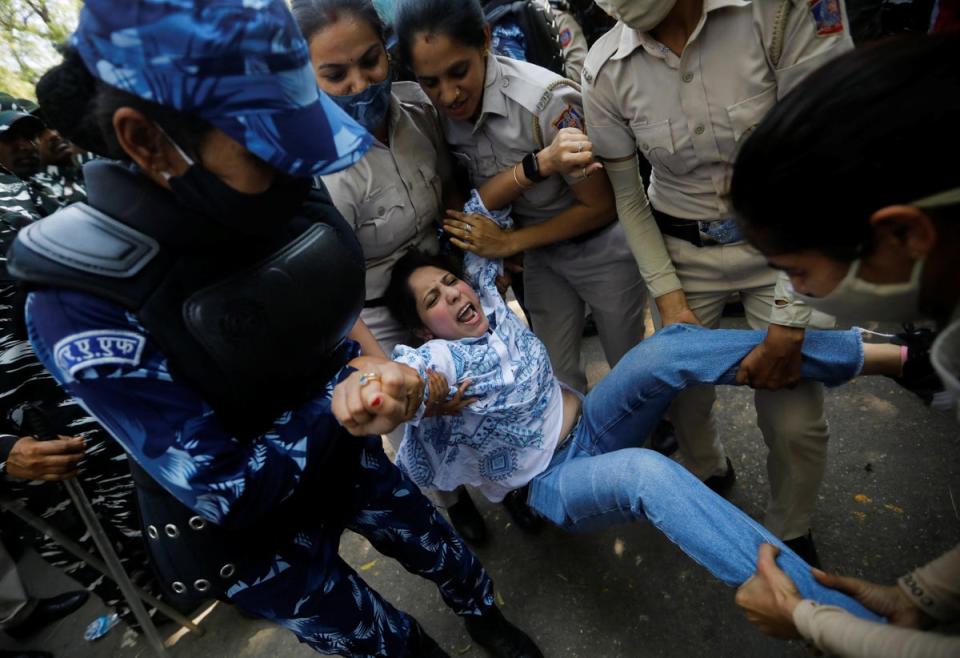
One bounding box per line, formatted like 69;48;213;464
188;516;207;531
220;563;236;579
164;523;180;539
171;581;187;595
358;372;380;387
577;142;584;153
147;525;159;540
582;166;587;178
463;224;472;234
194;579;211;593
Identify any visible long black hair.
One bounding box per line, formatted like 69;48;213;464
385;249;465;334
394;0;487;64
730;34;960;262
35;47;211;162
291;0;385;44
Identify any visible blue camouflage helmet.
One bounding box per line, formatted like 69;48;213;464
72;0;372;176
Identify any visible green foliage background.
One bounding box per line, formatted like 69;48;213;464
0;0;81;99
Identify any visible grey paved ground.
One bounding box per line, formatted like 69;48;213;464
3;317;959;657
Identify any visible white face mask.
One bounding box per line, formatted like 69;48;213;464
791;259;925;323
595;0;678;32
790;185;960;323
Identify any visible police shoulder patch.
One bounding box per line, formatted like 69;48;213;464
808;0;844;36
53;330;146;378
559;28;573;49
552;105;584;131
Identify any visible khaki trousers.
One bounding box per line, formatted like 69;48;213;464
660;236;833;540
524;222;647;393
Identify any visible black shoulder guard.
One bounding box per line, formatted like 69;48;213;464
7;203;170;309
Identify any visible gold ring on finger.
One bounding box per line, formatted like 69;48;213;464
359;372;380;386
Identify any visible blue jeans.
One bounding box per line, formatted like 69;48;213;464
528;324;883;622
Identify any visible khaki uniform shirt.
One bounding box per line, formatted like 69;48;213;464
553;7;589;83
584;0;853;220
582;0;852;323
442;55;584;227
793;544;960;657
321;82;449;300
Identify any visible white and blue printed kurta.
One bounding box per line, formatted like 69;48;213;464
392;193;564;502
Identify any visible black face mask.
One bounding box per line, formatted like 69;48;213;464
160;131;313;235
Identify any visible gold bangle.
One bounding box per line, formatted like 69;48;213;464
512;162;533;191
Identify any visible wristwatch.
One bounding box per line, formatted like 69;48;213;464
521;152;546;184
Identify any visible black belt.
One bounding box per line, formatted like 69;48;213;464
652;208;714;248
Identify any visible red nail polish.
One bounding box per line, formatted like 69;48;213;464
371;395;382;407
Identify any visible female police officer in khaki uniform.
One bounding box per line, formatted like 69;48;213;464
395;0;647;396
293;0;496;542
295;0;451;358
582;0;852;563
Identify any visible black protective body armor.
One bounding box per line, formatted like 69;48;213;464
7;160;365;440
5;160;367;604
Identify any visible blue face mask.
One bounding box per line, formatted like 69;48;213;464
371;0;397;24
330;75;393;134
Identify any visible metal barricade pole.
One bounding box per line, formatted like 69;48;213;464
61;479;172;657
0;494;203;635
14;406;191;656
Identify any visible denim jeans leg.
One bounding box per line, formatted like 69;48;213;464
528;325;878;620
577;325;863;457
528;448;883;623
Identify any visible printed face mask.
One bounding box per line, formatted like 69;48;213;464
329;73;393;134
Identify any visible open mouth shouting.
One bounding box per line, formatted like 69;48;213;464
457;301;480;325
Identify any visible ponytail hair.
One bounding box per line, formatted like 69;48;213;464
35;47;212;161
291;0;385;44
394;0;487;65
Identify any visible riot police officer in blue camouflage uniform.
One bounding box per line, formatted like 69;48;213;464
7;1;541;656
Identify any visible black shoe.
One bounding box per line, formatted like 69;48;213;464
6;590;90;640
890;324;946;406
447;489;488;546
783;531;822;569
464;606;543;658
647;419;678;457
703;458;736;496
0;651;54;658
406;621;451;658
502;486;543;534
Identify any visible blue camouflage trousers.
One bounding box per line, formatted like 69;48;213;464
225;435;495;657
